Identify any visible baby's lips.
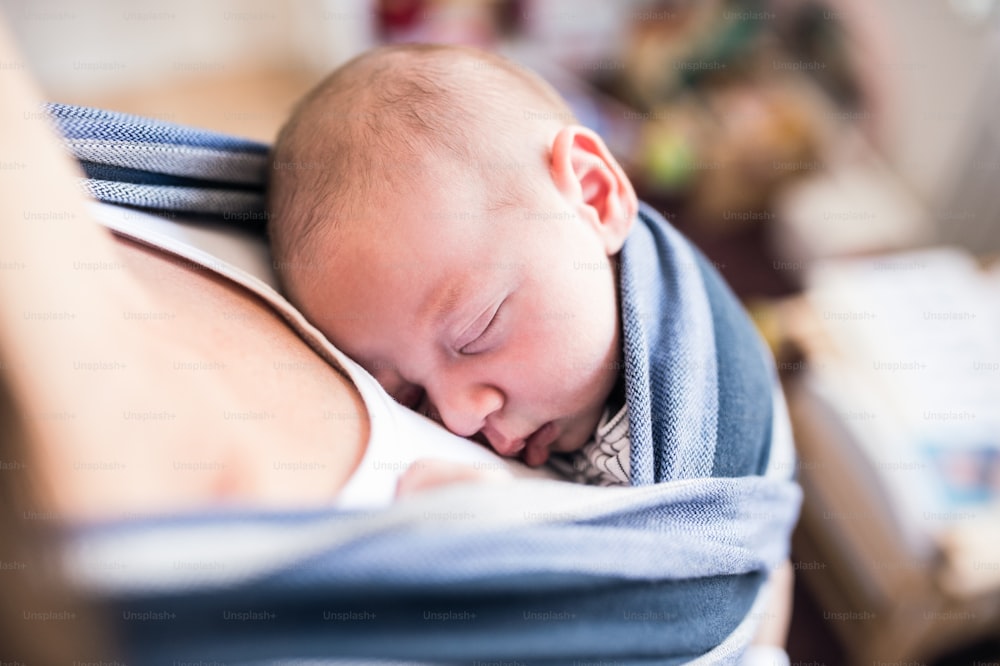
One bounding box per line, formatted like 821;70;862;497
523;442;550;467
479;424;525;457
522;422;557;467
493;437;527;457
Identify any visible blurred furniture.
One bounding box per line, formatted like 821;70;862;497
774;249;1000;664
62;66;315;143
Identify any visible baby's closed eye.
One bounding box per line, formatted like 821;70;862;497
457;299;507;356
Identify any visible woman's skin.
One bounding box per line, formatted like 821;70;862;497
0;21;367;520
0;17;792;649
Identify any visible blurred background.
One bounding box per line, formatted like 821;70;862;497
2;0;999;663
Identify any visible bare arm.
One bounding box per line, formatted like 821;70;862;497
0;20;167;513
752;560;795;653
0;21;367;519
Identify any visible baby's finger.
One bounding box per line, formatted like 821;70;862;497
394;457;510;499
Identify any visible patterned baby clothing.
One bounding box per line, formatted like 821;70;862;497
549;405;631;486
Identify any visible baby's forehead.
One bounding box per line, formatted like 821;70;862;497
330;204;513;277
314;146;546;259
352;173;526;226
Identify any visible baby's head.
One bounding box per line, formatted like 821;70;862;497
268;44;637;465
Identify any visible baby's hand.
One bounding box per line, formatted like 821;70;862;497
394;458;511;499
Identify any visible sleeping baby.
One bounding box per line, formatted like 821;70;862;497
267;43;772;489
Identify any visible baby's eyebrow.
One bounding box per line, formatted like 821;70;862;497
418;280;465;327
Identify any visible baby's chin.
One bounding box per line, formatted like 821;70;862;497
524;415;600;467
550;431;590;454
565;405;609;448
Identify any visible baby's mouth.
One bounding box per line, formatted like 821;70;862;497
479;423;526;456
480;422;557;465
523;422;558;466
412;395;559;465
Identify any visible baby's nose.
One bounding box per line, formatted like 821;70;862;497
431;384;503;438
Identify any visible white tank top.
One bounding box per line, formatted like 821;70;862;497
89;203;556;510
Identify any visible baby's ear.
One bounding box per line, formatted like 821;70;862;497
549;125;637;254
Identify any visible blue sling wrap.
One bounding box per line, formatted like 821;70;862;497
49;104;802;664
